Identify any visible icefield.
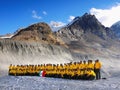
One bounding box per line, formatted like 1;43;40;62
0;76;120;90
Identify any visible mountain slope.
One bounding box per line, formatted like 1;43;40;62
56;13;120;60
57;13;116;41
12;22;65;46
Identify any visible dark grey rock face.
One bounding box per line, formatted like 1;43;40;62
57;13;117;42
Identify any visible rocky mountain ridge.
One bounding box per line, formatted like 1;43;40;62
11;22;65;46
57;13;116;42
56;13;119;56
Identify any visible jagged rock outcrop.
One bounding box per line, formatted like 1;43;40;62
12;22;65;46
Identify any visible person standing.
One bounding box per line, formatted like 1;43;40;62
94;59;102;80
87;60;94;70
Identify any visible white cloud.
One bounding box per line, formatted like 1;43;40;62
32;10;42;19
90;3;120;27
50;21;66;28
68;16;75;22
43;11;47;15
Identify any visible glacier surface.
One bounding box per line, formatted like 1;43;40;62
0;76;120;90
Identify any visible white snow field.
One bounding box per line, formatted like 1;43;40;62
0;76;120;90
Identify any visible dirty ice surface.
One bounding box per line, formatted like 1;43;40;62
0;76;120;90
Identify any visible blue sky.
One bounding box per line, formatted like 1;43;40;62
0;0;120;35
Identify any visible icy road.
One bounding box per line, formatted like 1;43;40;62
0;76;120;90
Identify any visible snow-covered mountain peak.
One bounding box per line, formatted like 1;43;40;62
111;21;120;39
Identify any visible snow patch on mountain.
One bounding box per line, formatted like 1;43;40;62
0;34;14;39
67;16;80;27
